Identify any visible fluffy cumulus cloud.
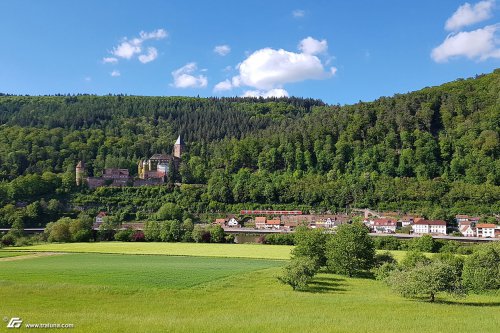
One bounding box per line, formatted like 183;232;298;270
138;47;158;63
432;24;500;62
171;62;208;88
214;44;231;56
104;29;167;63
213;79;233;92
214;37;336;96
110;70;121;77
298;36;328;55
445;0;496;31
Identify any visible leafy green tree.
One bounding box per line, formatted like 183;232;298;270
410;235;435;252
292;226;328;268
386;261;464;302
278;257;318;290
144;221;162;242
326;223;375;277
156;203;182;221
191;224;205;243
462;244;500;292
209;225;225;243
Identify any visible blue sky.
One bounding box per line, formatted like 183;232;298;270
0;0;498;105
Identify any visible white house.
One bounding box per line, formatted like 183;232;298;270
227;218;239;227
412;220;447;235
459;223;476;237
372;218;397;233
255;217;267;229
476;224;496;238
95;211;107;224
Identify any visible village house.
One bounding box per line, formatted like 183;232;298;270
372;218;397;233
214;218;227;226
265;219;282;230
227;217;240;228
459;222;476;237
476;224;496;238
255;217;267;229
95;211;106;224
412;220;447;235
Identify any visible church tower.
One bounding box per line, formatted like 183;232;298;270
173;135;184;159
76;161;86;186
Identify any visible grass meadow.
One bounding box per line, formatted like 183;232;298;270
0;245;499;332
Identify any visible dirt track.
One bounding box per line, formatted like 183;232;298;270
0;252;66;262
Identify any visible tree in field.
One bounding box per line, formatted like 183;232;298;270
209;224;225;243
410;234;435;253
386;260;464;302
292;226;328;268
278;257;318;290
326;223;375;277
462;244;500;292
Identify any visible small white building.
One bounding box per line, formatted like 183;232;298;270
95;211;107;224
476;224;496;238
412;220;447;235
459;223;476;237
227;217;240;227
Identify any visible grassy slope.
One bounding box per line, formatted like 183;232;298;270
0;253;498;333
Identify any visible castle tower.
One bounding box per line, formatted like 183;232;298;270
173;135;184;159
76;161;86;186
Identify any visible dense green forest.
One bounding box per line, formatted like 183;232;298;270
0;69;499;227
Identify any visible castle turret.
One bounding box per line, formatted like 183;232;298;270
173;135;184;159
76;161;86;186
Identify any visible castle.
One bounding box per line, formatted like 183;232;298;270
76;135;184;188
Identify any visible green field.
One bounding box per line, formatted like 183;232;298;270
14;242;293;260
1;245;499;332
0;251;33;258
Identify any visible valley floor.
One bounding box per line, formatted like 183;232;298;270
0;246;499;332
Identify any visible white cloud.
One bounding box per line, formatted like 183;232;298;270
330;67;338;76
171;62;208;88
234;47;333;90
431;24;500;62
110;70;121;77
242;89;289;98
112;38;142;59
213;79;233;92
102;57;118;64
139;29;168;40
138;47;158;63
108;29;167;62
214;44;231;56
445;0;496;31
292;9;305;18
298;36;328;55
84;76;92;82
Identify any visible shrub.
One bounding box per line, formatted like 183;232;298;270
131;231;145;242
265;233;295;245
409;235;435;252
115;229;134;242
399;251;431;270
438;240;460;254
1;233;16;246
277;257;318;290
374;236;401;250
373;262;397;281
293;226;328;268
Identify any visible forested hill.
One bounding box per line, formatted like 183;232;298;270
0;69;499;224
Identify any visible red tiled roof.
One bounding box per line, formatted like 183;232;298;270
476;224;496;228
373;218;396;226
97;211;107;217
255;217;266;223
414;220;446;226
214;219;226;224
266;219;281;225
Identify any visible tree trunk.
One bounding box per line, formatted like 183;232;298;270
430;292;435;302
